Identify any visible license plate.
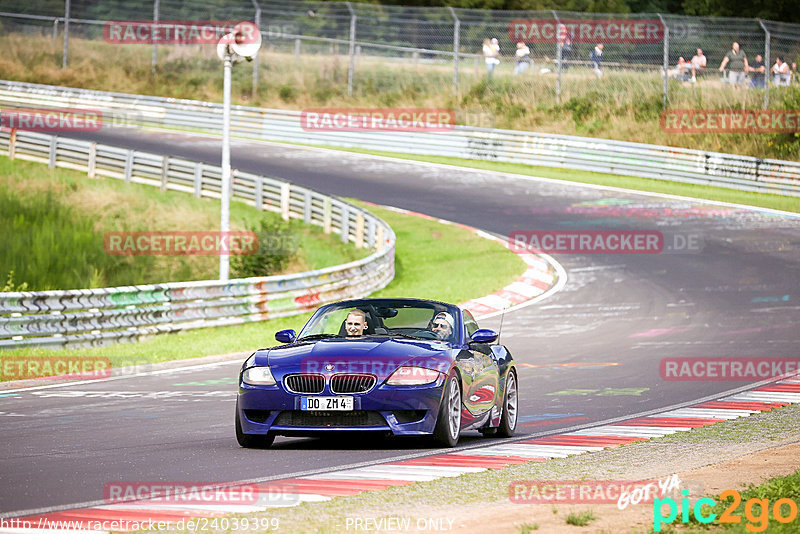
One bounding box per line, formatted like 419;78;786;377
301;396;354;411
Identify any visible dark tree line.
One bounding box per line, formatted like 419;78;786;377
1;0;796;24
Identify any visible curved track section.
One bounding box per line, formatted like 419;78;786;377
2;129;799;516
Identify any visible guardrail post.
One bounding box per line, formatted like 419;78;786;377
8;129;16;160
124;150;133;183
355;213;364;248
340;204;350;243
323;197;332;234
376;224;384;252
295;39;301;60
52;18;58;40
88;142;97;179
49;137;57;168
254;176;263;210
367;217;375;248
193;162;203;197
303;190;312;223
160;155;169;191
280;182;290;220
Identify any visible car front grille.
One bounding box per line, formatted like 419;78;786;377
273;411;387;427
330;373;377;394
284;373;325;394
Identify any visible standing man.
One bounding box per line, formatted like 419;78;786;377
719;42;748;87
748;54;766;88
590;43;603;78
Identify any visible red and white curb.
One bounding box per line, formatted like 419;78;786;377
367;203;564;319
5;377;798;533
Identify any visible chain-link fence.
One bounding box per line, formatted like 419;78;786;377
1;1;799;112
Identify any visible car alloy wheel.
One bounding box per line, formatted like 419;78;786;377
433;373;461;447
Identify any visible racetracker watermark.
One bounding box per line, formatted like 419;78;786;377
300;108;456;132
1;357;111;380
508;19;663;43
104;482;261;505
660;109;800;134
301;358;450;376
508;230;703;254
660;358;800;381
509;475;697;506
104;20;259;44
0;108;102;133
104;231;258;255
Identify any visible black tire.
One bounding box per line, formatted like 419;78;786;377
433;372;461;447
496;370;518;438
235;401;275;448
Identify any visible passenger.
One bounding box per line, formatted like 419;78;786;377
431;312;455;341
344;309;367;337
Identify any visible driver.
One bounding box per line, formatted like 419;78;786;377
344;309;368;337
431;312;454;340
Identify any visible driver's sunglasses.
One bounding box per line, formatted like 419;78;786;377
432;322;449;328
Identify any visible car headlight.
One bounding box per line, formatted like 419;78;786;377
386;366;441;386
242;366;277;386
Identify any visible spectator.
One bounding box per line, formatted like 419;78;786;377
483;38;500;78
676;56;690;81
690;48;706;82
558;25;572;70
719;42;748;87
590;43;603;78
772;56;792;86
748;54;766;88
514;42;531;75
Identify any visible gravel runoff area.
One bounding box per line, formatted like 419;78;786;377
225;402;800;534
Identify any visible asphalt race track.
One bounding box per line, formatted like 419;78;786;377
2;128;799;517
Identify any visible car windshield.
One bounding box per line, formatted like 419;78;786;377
297;299;459;343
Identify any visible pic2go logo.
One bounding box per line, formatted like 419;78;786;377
654;489;799;532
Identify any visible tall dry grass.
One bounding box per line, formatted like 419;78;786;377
1;33;798;160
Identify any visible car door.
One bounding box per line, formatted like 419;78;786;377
459;310;498;415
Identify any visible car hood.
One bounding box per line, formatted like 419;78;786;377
253;337;453;378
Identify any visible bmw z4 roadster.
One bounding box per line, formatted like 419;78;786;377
235;298;518;448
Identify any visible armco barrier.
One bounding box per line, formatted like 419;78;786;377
0;129;395;349
1;80;799;196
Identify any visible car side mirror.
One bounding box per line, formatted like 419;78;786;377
275;329;296;343
470;328;498;344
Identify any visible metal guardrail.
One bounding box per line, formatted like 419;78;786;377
1;80;798;196
0;128;396;349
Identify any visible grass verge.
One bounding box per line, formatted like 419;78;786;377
0;156;369;290
0;202;526;370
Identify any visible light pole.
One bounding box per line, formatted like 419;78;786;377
217;22;261;281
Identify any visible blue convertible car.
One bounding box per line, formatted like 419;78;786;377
235;298;518;447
